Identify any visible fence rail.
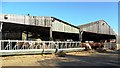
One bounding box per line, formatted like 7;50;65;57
104;43;117;50
0;40;117;55
0;40;82;50
0;40;117;50
0;40;85;55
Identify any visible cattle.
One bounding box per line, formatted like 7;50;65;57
17;41;46;49
18;42;30;49
81;42;104;50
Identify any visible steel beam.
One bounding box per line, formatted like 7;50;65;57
50;27;53;41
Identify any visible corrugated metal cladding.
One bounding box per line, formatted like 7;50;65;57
52;19;79;34
0;14;52;27
78;20;116;35
0;14;79;34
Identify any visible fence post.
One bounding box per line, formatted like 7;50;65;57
17;40;18;50
65;42;67;49
8;40;10;50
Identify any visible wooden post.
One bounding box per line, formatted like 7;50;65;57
97;21;99;33
50;27;53;41
79;31;83;42
0;23;3;40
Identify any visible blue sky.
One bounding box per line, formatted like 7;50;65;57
1;2;118;34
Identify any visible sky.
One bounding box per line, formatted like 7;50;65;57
1;0;120;2
1;2;118;34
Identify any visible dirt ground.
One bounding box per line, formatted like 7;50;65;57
0;50;120;66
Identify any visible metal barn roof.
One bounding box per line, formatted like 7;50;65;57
78;20;116;35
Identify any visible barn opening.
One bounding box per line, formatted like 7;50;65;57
1;22;50;41
81;31;116;42
52;31;79;41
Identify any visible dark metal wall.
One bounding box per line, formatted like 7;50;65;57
81;31;116;42
52;31;79;41
2;22;50;41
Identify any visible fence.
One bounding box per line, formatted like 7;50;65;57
104;42;117;50
0;40;84;55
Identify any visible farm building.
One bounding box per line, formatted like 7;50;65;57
78;20;116;42
0;14;80;41
0;14;117;42
0;14;118;55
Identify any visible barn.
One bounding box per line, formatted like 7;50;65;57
0;14;118;55
0;14;80;41
0;14;117;43
78;20;116;42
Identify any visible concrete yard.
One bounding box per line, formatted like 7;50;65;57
0;50;119;67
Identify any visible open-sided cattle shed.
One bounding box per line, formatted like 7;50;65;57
0;14;80;41
0;14;117;42
78;20;116;42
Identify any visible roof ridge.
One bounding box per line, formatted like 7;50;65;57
78;20;106;27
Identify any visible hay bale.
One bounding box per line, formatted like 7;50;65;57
56;51;66;57
96;48;106;53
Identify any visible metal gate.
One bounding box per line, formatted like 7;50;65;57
0;40;85;55
104;42;117;50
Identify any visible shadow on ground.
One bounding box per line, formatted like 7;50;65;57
95;49;120;54
37;51;120;67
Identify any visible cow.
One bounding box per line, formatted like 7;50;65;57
81;42;104;50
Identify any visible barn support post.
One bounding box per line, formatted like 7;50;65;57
79;30;81;41
79;31;83;42
97;21;99;33
0;22;3;40
49;27;53;41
